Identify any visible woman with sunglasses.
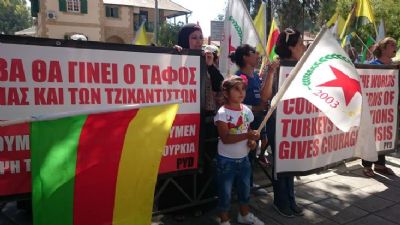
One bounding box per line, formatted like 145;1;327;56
176;23;225;112
269;28;306;218
361;37;397;177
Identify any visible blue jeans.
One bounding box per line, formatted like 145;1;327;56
216;154;251;212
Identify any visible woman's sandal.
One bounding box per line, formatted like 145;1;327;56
363;167;375;177
374;167;395;176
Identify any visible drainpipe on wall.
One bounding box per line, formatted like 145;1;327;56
154;0;159;45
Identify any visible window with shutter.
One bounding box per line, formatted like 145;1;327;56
59;0;66;12
31;0;39;17
66;0;80;13
105;6;119;18
81;0;88;14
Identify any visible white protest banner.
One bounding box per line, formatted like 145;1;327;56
275;65;399;173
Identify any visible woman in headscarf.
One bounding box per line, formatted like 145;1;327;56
177;23;224;111
269;28;307;218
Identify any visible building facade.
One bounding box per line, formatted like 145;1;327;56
30;0;190;44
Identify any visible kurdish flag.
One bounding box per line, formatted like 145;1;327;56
266;18;280;61
274;28;377;162
254;0;267;55
30;103;179;225
134;21;149;46
340;0;377;40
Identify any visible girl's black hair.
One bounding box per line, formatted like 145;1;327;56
275;28;301;60
229;44;256;68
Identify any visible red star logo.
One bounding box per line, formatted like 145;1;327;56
317;65;361;106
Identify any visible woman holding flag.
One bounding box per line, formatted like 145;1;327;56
269;28;306;217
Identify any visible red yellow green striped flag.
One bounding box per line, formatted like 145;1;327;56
266;18;280;61
30;103;179;225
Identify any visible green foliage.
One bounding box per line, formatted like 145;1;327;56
157;21;183;47
372;0;400;47
0;0;32;34
273;0;305;31
317;0;400;51
243;0;262;18
246;0;400;52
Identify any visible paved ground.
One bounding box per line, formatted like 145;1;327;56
1;151;400;225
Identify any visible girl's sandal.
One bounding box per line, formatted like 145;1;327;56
363;167;375;177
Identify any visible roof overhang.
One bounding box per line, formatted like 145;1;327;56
104;0;191;18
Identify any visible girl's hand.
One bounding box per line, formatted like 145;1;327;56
247;130;260;141
247;140;257;150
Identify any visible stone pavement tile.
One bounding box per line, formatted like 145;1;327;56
332;160;363;174
1;202;31;225
305;198;350;218
301;179;356;198
0;214;15;225
374;175;400;189
255;205;328;225
352;193;396;212
246;206;282;225
374;204;400;224
249;193;274;210
345;214;398;225
294;171;338;185
294;185;331;206
360;183;400;203
333;189;370;203
153;213;219;225
350;168;400;189
328;206;368;224
304;198;368;224
386;157;400;166
326;173;382;189
313;219;340;225
311;198;351;211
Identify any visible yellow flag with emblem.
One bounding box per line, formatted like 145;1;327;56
134;22;149;46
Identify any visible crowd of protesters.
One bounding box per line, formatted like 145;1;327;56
174;23;398;225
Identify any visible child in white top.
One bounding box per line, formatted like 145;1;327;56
214;76;264;225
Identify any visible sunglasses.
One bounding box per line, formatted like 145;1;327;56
284;28;295;43
190;35;204;40
249;49;259;55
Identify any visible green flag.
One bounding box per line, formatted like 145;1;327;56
361;36;375;63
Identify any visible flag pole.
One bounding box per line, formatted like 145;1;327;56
353;32;374;58
256;27;328;132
